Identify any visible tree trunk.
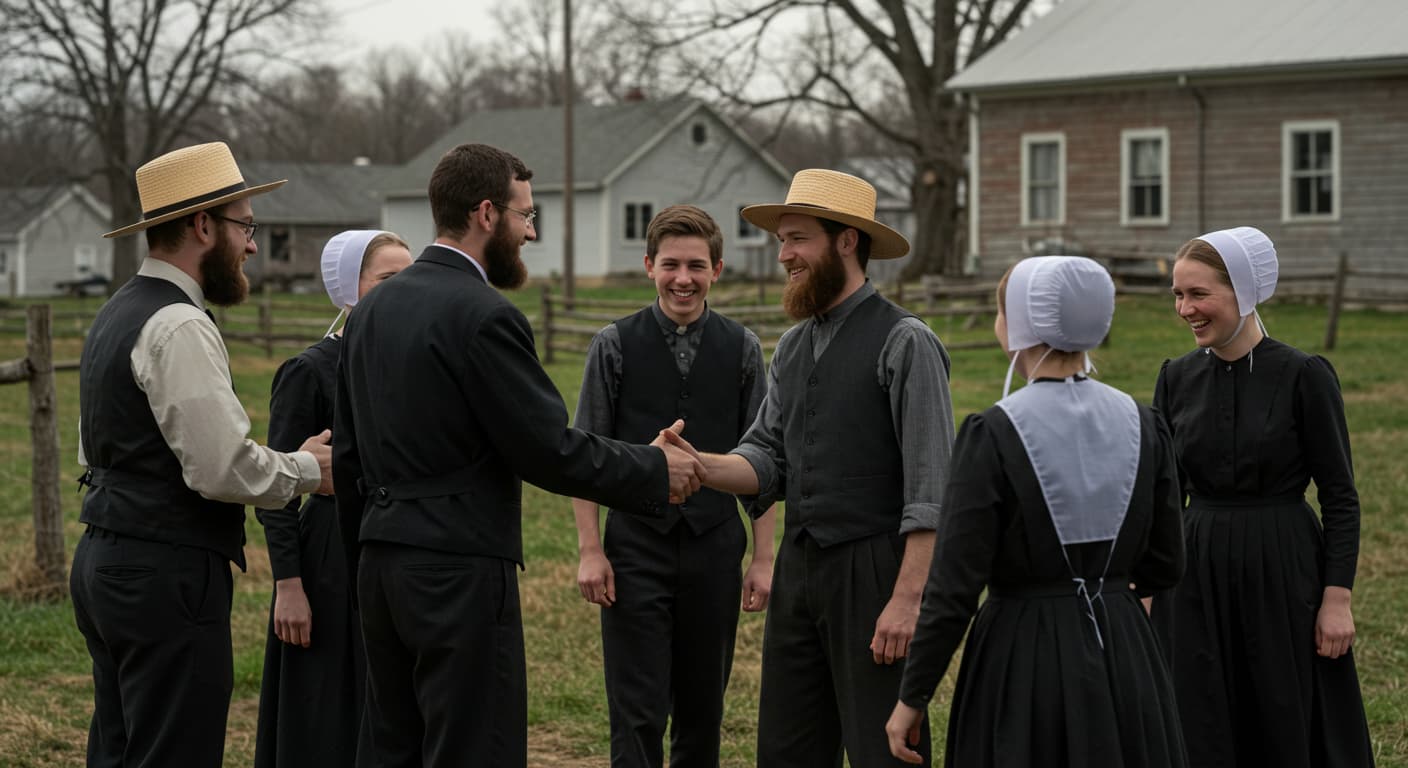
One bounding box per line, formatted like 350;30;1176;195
106;165;141;292
904;155;964;278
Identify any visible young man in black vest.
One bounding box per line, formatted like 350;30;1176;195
662;171;956;767
333;144;707;768
73;142;334;767
571;205;776;767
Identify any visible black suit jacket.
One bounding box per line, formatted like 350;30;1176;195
334;245;666;574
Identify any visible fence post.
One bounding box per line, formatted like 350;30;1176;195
260;285;274;358
27;305;66;598
1323;250;1349;351
541;284;555;364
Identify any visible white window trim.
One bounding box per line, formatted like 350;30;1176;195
1282;119;1341;223
1020;132;1066;227
622;200;656;243
734;202;767;244
1120;127;1170;227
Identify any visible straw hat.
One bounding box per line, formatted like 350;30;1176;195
741;169;910;260
103;142;286;238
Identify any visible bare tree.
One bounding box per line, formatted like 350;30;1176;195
612;0;1044;276
0;0;324;289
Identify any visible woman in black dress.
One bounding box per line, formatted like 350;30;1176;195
1153;227;1374;767
887;256;1187;767
254;230;412;768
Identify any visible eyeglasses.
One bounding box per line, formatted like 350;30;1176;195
492;202;537;226
208;213;259;242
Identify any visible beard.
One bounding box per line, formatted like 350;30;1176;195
199;225;249;307
482;216;528;290
782;240;849;320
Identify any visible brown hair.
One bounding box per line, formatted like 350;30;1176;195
361;232;410;275
429;143;533;239
144;204;228;253
646;205;722;266
819;217;872;272
1174;237;1233;288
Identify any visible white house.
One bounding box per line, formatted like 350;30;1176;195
379;97;793;279
0;184;113;298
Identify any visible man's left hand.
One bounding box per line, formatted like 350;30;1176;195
741;557;773;613
871;592;921;664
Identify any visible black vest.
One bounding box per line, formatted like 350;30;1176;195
78;275;246;566
611;307;744;534
778;293;910;546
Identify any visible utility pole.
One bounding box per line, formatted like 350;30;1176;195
562;0;576;307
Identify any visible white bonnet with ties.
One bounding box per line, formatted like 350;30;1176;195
1005;255;1115;354
1197;226;1278;317
321;229;387;310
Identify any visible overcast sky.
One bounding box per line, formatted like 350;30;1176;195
327;0;501;57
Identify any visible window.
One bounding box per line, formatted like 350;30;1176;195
737;206;765;242
1021;133;1065;226
270;226;291;262
1121;128;1169;226
0;249;8;274
624;202;653;241
74;244;96;276
691;122;709;147
1283;120;1339;221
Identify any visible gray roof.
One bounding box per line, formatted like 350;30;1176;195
948;0;1408;92
382;98;787;196
242;162;392;225
0;185;66;237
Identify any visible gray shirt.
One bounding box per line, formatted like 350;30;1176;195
730;281;955;535
573;301;767;439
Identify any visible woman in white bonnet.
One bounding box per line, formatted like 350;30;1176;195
1153;228;1374;767
887;256;1187;767
253;230;412;767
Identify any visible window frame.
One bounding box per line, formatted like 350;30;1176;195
623;201;656;242
1282;119;1341;223
1020;132;1066;227
1120;127;1170;227
735;203;767;244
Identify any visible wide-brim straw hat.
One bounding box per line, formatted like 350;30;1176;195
103;142;286;238
741;169;910;260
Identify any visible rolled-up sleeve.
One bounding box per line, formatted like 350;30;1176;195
882;317;955;535
133;305;320;509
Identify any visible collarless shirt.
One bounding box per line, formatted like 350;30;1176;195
77;258;321;509
573;300;767;439
730;280;956;535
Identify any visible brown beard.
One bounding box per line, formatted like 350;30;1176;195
782;239;848;320
482;215;528;289
200;225;249;307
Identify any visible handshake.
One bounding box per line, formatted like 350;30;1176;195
651;419;707;503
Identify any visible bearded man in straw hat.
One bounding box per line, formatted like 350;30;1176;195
661;169;956;766
71;142;333;768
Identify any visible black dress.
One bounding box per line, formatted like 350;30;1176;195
1153;337;1374;768
253;335;367;767
899;391;1187;768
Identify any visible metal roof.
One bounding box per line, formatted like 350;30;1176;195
241;162;392;225
0;185;65;237
948;0;1408;92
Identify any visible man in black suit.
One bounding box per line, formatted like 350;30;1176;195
334;142;705;768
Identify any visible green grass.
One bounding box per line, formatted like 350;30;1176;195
0;283;1405;766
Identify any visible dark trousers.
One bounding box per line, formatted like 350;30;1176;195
357;542;526;768
756;530;930;768
600;512;747;768
70;525;234;768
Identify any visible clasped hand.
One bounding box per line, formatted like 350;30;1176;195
651;419;706;503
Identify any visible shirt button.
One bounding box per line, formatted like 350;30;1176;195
807;409;815;417
808;377;818;387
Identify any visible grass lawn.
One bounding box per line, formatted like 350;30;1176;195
0;283;1404;766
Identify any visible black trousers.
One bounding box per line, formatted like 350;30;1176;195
70;525;235;768
756;530;931;768
600;512;747;768
357;542;526;768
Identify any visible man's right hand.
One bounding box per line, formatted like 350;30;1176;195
577;548;616;607
299;429;333;495
274;577;313;648
651;419;705;503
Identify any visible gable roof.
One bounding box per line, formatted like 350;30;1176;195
242;162;392;225
0;184;109;239
948;0;1408;93
381;97;790;197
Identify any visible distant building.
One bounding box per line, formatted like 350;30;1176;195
241;162;392;287
0;184;112;298
948;0;1408;289
380;98;792;279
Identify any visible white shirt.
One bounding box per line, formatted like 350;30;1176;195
77;258;321;509
431;242;489;282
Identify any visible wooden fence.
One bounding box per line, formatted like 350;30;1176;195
0;306;69;600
